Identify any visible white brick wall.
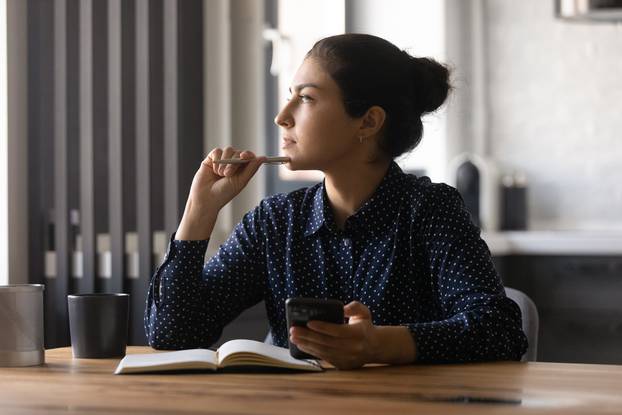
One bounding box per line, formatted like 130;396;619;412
484;0;622;229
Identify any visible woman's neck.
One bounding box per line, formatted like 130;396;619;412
323;159;391;230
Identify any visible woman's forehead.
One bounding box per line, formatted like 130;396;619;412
290;58;336;92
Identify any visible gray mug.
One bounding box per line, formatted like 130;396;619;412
0;284;45;367
68;293;129;358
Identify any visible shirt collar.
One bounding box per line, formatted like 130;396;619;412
303;161;405;237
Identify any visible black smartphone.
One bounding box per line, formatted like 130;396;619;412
286;297;344;360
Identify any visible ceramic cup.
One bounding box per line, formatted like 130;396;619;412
68;293;129;358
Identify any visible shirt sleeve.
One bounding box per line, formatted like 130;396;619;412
144;203;267;350
407;184;528;363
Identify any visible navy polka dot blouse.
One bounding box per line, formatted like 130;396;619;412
145;161;528;363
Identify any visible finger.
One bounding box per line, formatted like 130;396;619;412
239;150;256;160
292;339;337;362
293;341;324;360
305;320;351;338
218;146;238;176
208;148;223;176
227;150;256;177
237;155;266;184
291;333;363;369
344;301;372;320
292;331;366;367
201;155;213;169
223;150;243;177
290;326;343;347
218;146;237;176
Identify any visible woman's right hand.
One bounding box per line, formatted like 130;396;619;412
192;147;266;211
176;147;266;240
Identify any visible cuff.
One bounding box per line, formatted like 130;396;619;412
153;232;210;306
406;322;447;364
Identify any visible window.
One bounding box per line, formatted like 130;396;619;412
349;0;447;181
0;0;8;284
265;0;447;195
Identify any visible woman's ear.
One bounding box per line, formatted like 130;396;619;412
359;105;386;139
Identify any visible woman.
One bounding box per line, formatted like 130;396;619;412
145;34;527;369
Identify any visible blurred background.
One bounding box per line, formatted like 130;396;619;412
1;0;621;363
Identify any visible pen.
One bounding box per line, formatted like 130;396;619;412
212;156;290;165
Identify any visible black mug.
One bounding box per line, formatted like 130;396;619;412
68;293;129;358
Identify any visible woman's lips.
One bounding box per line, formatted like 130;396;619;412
281;137;296;149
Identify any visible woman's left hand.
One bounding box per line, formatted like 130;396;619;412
289;301;379;370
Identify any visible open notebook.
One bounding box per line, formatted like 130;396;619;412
114;339;323;374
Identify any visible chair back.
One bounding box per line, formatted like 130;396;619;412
505;287;539;361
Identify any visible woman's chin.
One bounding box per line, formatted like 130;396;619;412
282;156;298;170
284;159;309;171
284;160;298;171
281;154;324;171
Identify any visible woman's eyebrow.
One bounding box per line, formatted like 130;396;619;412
288;83;321;93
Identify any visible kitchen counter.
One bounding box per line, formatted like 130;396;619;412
60;231;622;280
482;230;622;256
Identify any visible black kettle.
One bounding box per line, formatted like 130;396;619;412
447;153;499;231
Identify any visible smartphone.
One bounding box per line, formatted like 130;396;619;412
286;297;344;360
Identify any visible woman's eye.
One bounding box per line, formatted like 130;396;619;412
285;94;313;103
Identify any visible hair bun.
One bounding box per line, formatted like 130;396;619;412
409;56;451;114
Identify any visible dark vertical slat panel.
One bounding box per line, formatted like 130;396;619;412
79;0;96;293
121;0;137;313
53;0;71;347
66;0;80;285
28;0;55;348
92;0;109;291
122;1;137;236
163;0;179;235
132;0;151;345
149;0;164;236
178;0;204;211
108;0;124;294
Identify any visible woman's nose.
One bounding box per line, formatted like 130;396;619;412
274;106;293;128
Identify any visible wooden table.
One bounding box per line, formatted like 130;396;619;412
1;347;621;414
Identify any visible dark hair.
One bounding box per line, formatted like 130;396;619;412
306;33;452;159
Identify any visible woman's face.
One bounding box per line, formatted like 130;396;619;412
274;58;362;171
